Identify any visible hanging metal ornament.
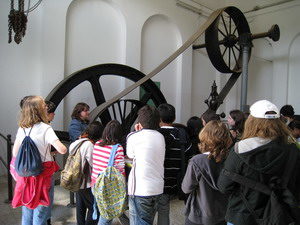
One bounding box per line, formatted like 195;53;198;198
8;0;43;44
8;0;28;44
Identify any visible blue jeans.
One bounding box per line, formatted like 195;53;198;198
129;195;161;225
157;194;170;225
227;223;234;225
98;216;113;225
46;179;54;220
22;179;54;225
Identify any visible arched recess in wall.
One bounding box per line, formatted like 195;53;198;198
63;0;126;128
288;34;300;114
141;14;182;113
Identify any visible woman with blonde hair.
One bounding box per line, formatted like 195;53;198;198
182;120;232;225
11;95;67;225
218;100;300;225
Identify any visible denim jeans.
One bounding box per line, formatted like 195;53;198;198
98;216;113;225
227;223;234;225
157;194;170;225
129;195;161;225
22;179;54;225
76;188;98;225
46;179;54;221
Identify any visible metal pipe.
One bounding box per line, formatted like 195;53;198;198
240;45;250;112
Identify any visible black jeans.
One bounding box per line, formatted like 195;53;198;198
75;188;98;225
185;218;227;225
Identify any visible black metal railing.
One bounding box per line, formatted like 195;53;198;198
0;132;13;203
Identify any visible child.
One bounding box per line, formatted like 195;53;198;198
156;103;189;224
71;121;104;225
12;95;67;224
91;120;125;225
182;120;231;225
69;102;90;142
127;105;165;225
227;110;245;142
218;100;300;225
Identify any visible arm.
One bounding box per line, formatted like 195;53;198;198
12;137;22;157
217;149;239;193
12;128;22;157
52;140;67;154
46;127;67;154
84;141;94;167
126;135;135;159
114;145;125;176
68;120;83;142
181;160;199;194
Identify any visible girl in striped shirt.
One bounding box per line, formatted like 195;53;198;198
91;120;125;186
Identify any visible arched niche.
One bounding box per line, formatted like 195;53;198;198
64;0;126;128
141;14;182;112
247;38;274;104
288;34;300;114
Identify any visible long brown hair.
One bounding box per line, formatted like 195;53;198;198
242;115;293;144
199;120;232;163
71;102;89;121
18;96;49;128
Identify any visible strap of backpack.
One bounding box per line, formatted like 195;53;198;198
222;169;271;195
71;139;87;156
108;144;119;167
23;127;33;136
281;145;298;187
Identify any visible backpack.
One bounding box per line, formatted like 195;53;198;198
15;128;43;177
60;140;86;192
93;144;126;220
223;145;300;225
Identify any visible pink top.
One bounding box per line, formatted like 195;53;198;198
91;142;125;186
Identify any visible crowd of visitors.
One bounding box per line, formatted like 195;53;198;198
10;96;300;225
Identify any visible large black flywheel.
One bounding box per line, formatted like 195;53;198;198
45;63;166;133
205;6;251;73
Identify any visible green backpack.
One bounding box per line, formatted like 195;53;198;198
93;144;126;220
60;140;86;192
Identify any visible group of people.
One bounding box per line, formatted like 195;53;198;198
11;95;300;225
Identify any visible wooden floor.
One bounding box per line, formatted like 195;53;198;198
0;175;185;225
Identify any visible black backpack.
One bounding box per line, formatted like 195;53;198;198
15;128;43;177
223;146;300;225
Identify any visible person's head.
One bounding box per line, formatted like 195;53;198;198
201;110;220;127
228;110;246;134
19;95;34;108
45;101;56;122
288;120;300;139
100;120;123;146
81;121;104;143
199;120;232;163
71;102;90;122
242;100;292;143
186;116;203;138
135;105;160;130
280;105;295;123
19;96;48;128
157;103;176;125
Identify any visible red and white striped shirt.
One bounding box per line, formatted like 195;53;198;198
91;142;125;186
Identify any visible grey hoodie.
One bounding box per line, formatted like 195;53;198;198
182;153;228;225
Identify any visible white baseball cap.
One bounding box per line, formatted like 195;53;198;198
250;100;280;119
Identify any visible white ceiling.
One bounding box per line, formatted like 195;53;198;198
190;0;297;12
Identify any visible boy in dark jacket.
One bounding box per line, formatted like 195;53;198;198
156;103;190;225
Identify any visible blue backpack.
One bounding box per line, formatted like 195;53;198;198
15;128;43;177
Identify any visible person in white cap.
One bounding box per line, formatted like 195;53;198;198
217;100;300;225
